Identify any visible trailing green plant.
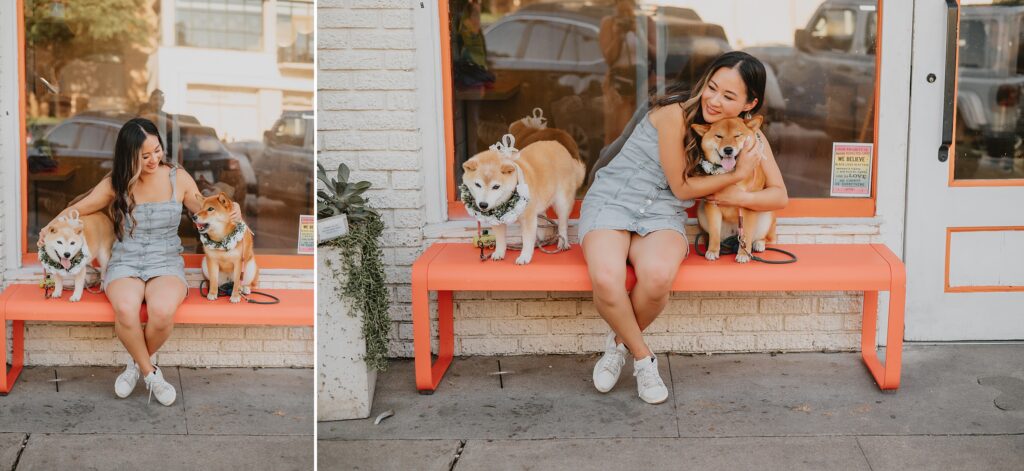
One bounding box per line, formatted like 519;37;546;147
318;162;390;371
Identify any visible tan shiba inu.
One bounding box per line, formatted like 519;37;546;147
39;209;115;301
462;133;585;265
192;192;258;303
691;116;777;263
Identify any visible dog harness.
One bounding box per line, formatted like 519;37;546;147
198;221;248;251
39;249;88;277
460;134;530;226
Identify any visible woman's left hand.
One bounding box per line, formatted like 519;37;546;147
230;202;242;223
706;184;750;207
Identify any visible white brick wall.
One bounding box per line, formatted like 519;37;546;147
318;2;889;359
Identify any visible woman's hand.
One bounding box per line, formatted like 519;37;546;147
706;184;750;207
230;202;242;223
732;135;762;180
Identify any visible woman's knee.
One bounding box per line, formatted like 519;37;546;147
590;266;626;297
146;307;177;331
634;263;677;294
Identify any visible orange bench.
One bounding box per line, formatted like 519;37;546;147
412;243;905;394
0;284;314;395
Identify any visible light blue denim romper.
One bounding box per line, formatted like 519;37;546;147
103;166;187;291
578;112;694;244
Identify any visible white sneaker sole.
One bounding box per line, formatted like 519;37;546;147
639;392;669;404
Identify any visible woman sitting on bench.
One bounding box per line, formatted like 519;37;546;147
578;52;789;404
43;118;242;406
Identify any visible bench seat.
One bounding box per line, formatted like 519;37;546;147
412;243;905;393
0;284;313;394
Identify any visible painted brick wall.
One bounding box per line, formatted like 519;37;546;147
321;2;885;359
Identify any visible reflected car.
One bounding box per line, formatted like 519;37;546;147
254;110;314;213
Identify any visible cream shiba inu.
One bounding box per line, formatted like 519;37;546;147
691;115;777;263
508;108;582;163
192;192;258;303
461;132;585;265
38;209;115;301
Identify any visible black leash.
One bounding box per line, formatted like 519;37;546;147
693;232;798;264
199;279;280;304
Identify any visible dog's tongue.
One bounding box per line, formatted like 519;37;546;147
60;257;71;270
721;156;737;171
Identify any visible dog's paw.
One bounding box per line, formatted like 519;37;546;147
230;295;242;303
752;240;766;252
69;293;82;302
241;286;252;295
704;250;720;261
49;290;62;299
207;293;218;301
735;253;751;263
557;237;571;251
490;250;506;261
515;253;533;265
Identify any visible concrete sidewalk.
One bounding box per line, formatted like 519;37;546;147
0;366;313;470
319;345;1024;470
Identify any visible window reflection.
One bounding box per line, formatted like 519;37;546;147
954;1;1024;180
25;0;314;255
449;0;880;198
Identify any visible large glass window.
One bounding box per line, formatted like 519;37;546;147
953;2;1024;180
277;0;314;63
176;0;264;51
448;0;880;200
24;0;314;257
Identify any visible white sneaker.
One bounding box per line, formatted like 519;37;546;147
114;361;140;398
143;367;177;406
633;356;669;404
593;332;628;393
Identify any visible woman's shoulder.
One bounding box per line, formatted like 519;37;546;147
647;104;684;130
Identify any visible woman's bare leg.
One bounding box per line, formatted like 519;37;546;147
143;276;187;357
582;229;652;359
627;230;688;333
107;278;154;374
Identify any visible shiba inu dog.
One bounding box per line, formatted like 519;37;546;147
508;108;582;163
192;192;258;303
38;209;114;301
461;133;585;265
691;115;777;263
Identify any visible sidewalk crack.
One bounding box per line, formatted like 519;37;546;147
448;439;467;471
667;354;681;438
11;433;29;471
855;436;875;471
178;367;189;435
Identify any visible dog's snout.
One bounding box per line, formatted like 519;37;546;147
478;202;489;210
63;252;71;258
722;147;735;156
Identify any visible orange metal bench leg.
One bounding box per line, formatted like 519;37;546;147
860;287;905;390
412;282;455;394
1;320;26;395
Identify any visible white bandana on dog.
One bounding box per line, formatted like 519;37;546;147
199;222;248;251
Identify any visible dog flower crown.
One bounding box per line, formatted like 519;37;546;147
489;134;519;159
523;107;547;129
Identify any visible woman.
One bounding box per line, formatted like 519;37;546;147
599;0;656;146
45;118;241;406
578;52;788;404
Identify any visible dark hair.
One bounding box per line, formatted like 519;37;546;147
110;117;167;240
652;51;767;179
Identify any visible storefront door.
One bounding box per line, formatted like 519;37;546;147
905;0;1024;340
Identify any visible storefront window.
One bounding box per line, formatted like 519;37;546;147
448;0;880;199
953;2;1024;180
277;0;314;64
24;0;314;256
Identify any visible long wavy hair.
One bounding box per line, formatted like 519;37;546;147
652;51;766;180
110;118;168;240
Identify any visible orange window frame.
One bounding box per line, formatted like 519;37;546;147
945;226;1024;293
437;0;883;219
15;1;312;270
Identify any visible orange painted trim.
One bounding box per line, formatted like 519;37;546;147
18;0;28;261
950;178;1024;187
15;3;311;271
440;0;883;219
944;226;1024;293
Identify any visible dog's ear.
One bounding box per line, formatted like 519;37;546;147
462;159;478;173
691;123;710;136
500;162;516;175
217;192;230;207
744;115;763;132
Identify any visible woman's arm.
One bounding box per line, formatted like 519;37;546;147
599;16;625;65
177;170;242;222
708;130;789;211
655;110;752;201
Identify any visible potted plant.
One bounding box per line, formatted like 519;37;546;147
316;162;390;421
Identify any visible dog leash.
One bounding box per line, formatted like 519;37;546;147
693;230;798;264
199;280;281;304
473;217;567;262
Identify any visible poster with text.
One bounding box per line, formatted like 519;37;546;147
830;143;873;197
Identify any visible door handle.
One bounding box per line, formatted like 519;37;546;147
938;0;959;163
